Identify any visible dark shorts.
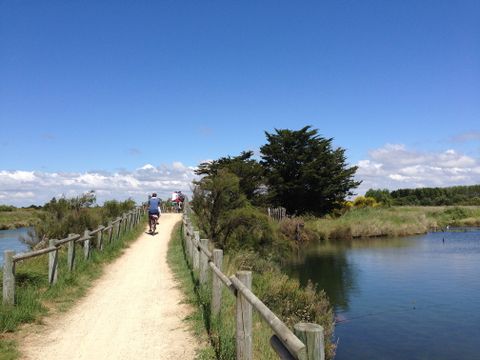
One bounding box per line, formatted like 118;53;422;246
148;210;159;216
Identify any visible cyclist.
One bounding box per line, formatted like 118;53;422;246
147;192;161;233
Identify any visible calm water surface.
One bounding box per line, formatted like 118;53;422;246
286;229;480;360
0;227;32;266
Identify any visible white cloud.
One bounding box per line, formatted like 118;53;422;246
356;144;480;194
0;162;198;207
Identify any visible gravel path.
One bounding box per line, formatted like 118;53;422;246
20;214;198;360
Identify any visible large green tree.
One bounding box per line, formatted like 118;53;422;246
260;126;361;215
196;151;265;205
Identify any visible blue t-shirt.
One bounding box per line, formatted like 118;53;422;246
148;197;161;212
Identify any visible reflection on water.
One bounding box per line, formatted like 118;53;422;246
287;249;356;311
285;229;480;360
286;237;415;311
0;227;33;266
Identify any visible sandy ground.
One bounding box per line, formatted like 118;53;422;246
19;214;198;360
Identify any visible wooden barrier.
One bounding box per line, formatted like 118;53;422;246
211;249;223;317
2;250;15;305
236;271;253;360
48;239;58;285
199;239;209;284
193;230;200;271
2;207;144;306
268;207;287;221
68;233;76;272
181;209;325;360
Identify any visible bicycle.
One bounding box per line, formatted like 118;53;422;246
149;214;159;234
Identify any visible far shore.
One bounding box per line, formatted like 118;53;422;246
301;206;480;242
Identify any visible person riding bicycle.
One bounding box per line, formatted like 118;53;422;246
147;192;161;232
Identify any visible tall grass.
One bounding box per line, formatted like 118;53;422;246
304;206;480;241
0;218;146;359
0;209;42;230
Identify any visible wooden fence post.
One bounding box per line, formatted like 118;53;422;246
236;271;253;360
188;227;194;265
48;239;58;285
2;250;15;305
68;233;76;272
83;229;90;260
97;229;104;251
211;249;223;317
108;221;113;244
116;217;122;241
184;219;191;263
199;239;209;285
186;223;192;263
293;323;325;360
193;230;200;271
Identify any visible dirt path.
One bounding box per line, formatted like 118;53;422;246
20;214;198;360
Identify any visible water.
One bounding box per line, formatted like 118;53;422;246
0;227;33;266
286;229;480;360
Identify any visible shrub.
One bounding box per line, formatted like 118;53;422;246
0;205;16;212
32;196;136;247
352;196;378;208
279;217;319;246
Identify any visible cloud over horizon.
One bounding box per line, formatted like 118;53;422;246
356;144;480;194
0;163;197;207
2;145;480;206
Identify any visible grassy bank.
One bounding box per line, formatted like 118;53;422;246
0;209;43;230
168;222;335;360
0;219;146;360
304;206;480;241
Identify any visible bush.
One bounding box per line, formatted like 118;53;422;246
102;199;136;219
32;196;136;247
279;218;320;246
0;205;16;212
225;206;285;254
352;196;378;208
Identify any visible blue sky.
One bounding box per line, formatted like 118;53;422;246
1;0;479;205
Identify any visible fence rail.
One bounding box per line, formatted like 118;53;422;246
2;207;145;306
182;203;325;360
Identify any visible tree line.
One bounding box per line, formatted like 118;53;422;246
366;185;480;206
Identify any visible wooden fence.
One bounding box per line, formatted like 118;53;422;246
268;207;287;222
182;204;325;360
2;207;145;306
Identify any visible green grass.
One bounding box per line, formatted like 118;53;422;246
167;222;217;359
304;206;480;241
0;220;146;360
0;209;43;230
